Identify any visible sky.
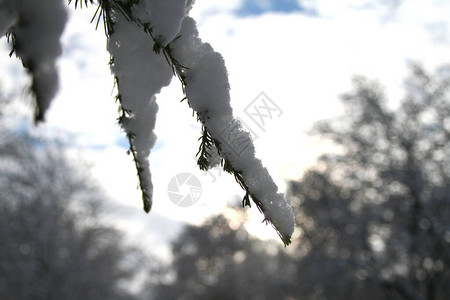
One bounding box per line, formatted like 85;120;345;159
1;0;450;255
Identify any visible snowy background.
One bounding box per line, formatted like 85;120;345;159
1;0;449;258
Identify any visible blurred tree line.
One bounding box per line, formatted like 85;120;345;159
0;96;144;299
1;63;449;300
146;64;450;300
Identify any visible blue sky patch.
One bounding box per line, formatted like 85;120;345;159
116;135;130;149
116;135;165;152
235;0;304;17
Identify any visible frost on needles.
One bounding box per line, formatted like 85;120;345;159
1;0;295;245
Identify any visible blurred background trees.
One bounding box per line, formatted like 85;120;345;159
0;96;144;299
145;64;450;300
2;62;449;299
289;64;450;300
148;211;295;300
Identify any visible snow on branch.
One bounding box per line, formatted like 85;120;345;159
0;0;295;245
169;17;294;244
78;0;294;245
107;3;174;211
2;0;68;122
133;1;293;244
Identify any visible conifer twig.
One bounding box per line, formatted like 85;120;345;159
69;0;292;245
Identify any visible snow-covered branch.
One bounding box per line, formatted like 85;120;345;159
168;16;294;244
1;0;67;121
1;0;295;245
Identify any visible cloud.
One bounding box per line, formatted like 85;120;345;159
193;0;450;183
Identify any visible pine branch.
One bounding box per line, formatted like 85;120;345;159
196;125;215;171
68;1;159;214
5;31;16;57
114;76;152;213
196;125;292;246
88;2;155;213
126;131;152;213
144;15;293;246
71;1;292;245
68;0;94;9
68;0;95;9
69;0;137;36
